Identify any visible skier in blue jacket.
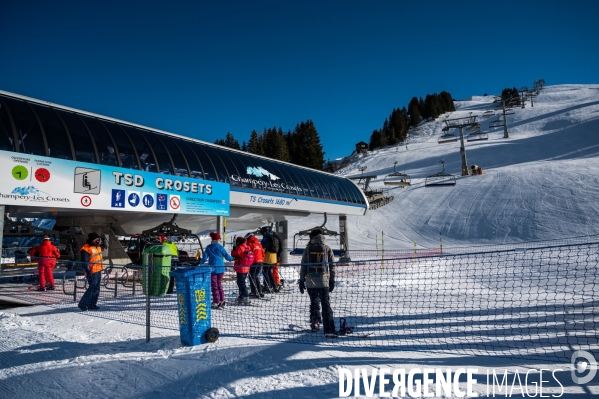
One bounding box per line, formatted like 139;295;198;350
200;232;234;309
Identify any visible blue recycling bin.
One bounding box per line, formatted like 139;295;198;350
169;267;214;346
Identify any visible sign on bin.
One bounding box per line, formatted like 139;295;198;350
170;267;213;345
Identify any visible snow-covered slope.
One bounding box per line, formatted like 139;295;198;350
290;85;599;249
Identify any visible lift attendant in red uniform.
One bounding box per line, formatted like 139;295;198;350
34;236;61;291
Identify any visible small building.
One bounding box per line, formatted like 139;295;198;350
355;141;369;154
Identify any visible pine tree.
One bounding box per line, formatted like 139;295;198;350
408;97;421;127
439;91;455;112
369;129;380;151
248;130;264;155
224;132;240;150
263;127;290;162
291;120;325;170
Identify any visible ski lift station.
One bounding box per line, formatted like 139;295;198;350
0;90;369;264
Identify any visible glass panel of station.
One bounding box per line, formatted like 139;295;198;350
140;130;174;174
314;173;336;201
215;148;251;189
121;126;157;172
101;121;140;170
54;110;97;163
311;174;332;200
294;168;318;198
174;139;205;180
187;142;218;181
261;159;304;196
28;104;73;160
323;174;348;202
2;97;46;156
339;178;362;204
0;99;16;152
158;135;190;177
196;145;230;182
78;115;118;166
313;173;335;201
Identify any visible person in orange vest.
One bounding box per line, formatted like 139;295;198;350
34;235;61;291
78;232;106;311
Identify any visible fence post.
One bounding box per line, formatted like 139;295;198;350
73;269;77;302
413;239;417;263
144;253;153;343
381;231;385;272
132;269;136;296
114;267;118;298
440;233;443;255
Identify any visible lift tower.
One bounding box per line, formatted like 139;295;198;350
443;114;478;176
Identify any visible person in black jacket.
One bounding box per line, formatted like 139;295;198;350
298;228;336;334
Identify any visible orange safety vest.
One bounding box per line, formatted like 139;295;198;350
80;244;104;274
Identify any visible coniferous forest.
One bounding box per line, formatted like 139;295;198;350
215;120;325;171
215;91;456;171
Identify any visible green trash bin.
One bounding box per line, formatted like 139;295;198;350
142;244;176;296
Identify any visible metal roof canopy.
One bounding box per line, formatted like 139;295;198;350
0;90;369;233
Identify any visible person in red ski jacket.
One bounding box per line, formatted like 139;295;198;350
34;236;61;291
246;235;265;298
231;237;251;304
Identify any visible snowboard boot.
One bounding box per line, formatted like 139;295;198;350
310;318;320;332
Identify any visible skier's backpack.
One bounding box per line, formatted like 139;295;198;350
241;248;255;266
307;243;327;276
265;233;281;255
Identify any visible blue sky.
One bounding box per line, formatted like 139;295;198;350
1;1;597;161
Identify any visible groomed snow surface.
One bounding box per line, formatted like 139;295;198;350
2;84;599;398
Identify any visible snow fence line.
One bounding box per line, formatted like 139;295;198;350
1;237;597;364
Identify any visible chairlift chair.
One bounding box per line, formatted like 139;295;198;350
289;213;343;256
383;160;411;186
438;133;457;144
384;173;411;186
467;132;489;142
489;119;505;128
465;123;481;133
425;160;457;187
482;111;495;118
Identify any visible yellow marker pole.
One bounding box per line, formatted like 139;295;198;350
413;239;417;263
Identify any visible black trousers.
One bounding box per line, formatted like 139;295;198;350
249;265;262;294
308;287;335;333
262;264;276;290
236;272;249;298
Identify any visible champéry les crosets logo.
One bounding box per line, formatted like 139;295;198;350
229;166;303;193
0;186;70;203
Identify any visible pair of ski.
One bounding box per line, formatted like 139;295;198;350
288;324;374;338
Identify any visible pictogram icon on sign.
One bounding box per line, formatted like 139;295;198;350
170;196;180;210
35;168;50;182
81;196;92;207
